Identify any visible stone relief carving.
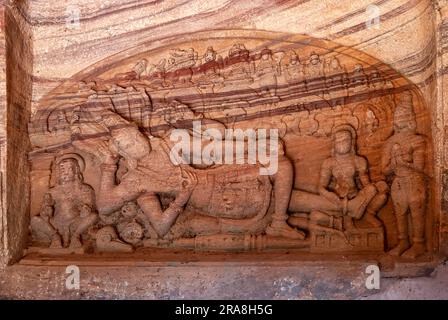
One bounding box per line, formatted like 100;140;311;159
382;91;428;259
27;38;433;259
30;153;97;251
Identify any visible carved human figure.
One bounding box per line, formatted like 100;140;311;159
132;59;148;79
325;57;346;88
369;69;385;91
223;43;253;82
116;201;146;245
349;64;369;94
194;46;224;85
166;48;198;71
51;111;70;133
304;52;325;99
30;154;98;248
284;51;305;84
305;52;324;80
289;124;388;231
253;48;278;97
382;91;427;258
72;111;303;240
324;57;347;106
204;46;217;63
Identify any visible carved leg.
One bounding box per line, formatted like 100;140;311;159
402;179;426;259
70;213;98;249
30;216;62;248
343;216;356;231
388;178;411;256
364;183;389;227
61;226;71;248
289;211;344;232
265;156;305;239
288;215;309;230
289;189;340;213
310;211;343;230
346;184;377;220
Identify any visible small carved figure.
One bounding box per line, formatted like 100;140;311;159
304;52;325;99
194;46;224;85
324;57;347;106
289;124;388;231
132;59;149;79
349;64;369;94
253;48;278;97
305;52;324;80
284;51;305;84
116;202;146;245
382;91;427;258
223;43;253;82
204;46;217;63
96;226;134;253
166;48;198;71
30;154;98;249
48;110;70;134
114;59;148;81
325;57;346;88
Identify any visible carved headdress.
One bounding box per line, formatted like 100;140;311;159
331;124;357;155
55;153;85;172
394;90;417;132
100;110;151;163
53;153;86;185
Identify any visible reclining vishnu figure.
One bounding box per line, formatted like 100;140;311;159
71;110;304;241
288;124;389;233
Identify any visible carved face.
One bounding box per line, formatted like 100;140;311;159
334;130;352;155
121;202;138;218
205;48;216;62
222;189;235;211
111;128;151;161
58;159;78;183
310;55;319;65
393;103;416;133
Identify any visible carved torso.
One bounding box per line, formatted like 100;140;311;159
322;155;367;199
49;182;94;222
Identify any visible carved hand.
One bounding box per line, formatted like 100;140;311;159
177;168;198;203
40;194;54;218
321;190;343;211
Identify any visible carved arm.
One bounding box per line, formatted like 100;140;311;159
318;160;342;209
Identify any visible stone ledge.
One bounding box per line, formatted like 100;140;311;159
0;260;446;299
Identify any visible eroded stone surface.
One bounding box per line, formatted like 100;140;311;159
0;260;446;299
